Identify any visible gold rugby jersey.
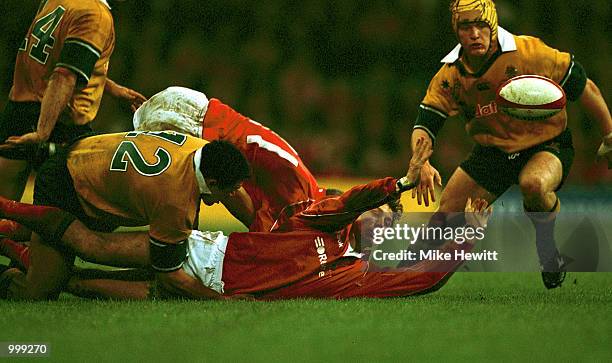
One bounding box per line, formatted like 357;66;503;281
9;0;115;125
418;27;572;153
67;131;207;244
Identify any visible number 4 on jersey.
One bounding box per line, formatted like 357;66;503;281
27;6;66;64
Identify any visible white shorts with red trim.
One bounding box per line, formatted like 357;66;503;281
182;230;229;294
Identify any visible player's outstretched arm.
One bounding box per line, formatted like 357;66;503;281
294;138;432;232
0;68;76;149
408;129;442;206
397;136;434;193
578;79;612;169
105;78;147;112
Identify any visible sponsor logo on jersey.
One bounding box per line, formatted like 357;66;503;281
314;236;327;266
314;236;328;278
475;101;498;118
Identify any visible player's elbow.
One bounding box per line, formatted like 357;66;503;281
51;66;78;85
579;79;601;102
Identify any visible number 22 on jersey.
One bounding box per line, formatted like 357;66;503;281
110;131;187;177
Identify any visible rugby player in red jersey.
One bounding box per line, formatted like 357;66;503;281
1;138;492;300
133;86;326;232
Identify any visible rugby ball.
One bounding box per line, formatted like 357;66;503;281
496;75;566;120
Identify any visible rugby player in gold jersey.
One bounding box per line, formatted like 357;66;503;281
1;131;250;300
0;0;145;201
408;0;612;288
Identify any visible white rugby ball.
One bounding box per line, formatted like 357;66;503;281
496;75;566;120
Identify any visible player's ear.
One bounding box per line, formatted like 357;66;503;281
203;178;219;190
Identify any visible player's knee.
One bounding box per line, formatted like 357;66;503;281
519;176;546;198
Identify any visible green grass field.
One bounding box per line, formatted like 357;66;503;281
1;178;611;361
1;273;610;361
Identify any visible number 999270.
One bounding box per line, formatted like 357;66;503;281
2;343;49;356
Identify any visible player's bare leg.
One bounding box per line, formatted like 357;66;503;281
438;167;497;212
67;278;152;300
519;151;565;289
0;196;149;267
0;158;30;201
431;167;497;240
7;234;74;300
61;222;150;268
402;167;496;259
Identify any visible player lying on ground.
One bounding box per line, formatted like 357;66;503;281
133;86;326;231
1;138;491;300
1;192;491;300
407;0;612;289
0;132;251;300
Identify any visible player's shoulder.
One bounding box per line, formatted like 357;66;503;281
431;62;458;82
513;34;559;54
61;0;113;21
76;131;204;146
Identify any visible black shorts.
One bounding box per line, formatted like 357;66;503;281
460;128;575;196
34;144;117;233
0;100;93;164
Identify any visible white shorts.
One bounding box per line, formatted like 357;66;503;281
182;230;229;294
133;86;209;138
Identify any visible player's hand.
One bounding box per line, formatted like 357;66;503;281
0;131;47;150
117;87;147;112
404;137;433;189
409;138;441;206
596;135;612;169
464;197;492;229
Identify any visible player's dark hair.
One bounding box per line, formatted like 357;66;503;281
199;140;251;188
